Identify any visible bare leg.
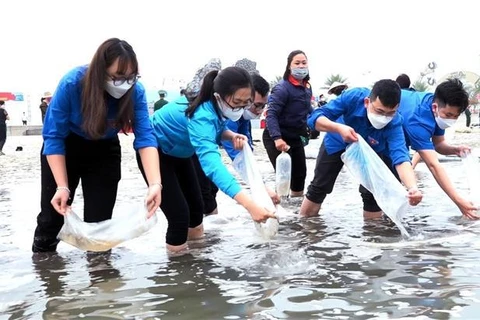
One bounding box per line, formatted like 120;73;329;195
411;152;421;170
290;190;304;197
363;210;383;220
188;224;204;241
299;198;321;217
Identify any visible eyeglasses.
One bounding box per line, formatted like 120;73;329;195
109;74;141;86
219;95;252;111
252;103;266;111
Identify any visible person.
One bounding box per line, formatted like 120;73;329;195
39;97;49;124
196;72;277;215
327;81;348;101
465;105;472;127
395;73;415;91
22;112;27;126
154;90;168;111
262;50;312;197
398;79;478;219
300;79;423;218
318;94;327;107
0;100;9;155
144;66;277;253
32;38;162;253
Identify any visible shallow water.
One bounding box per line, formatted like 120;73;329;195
2;132;480;319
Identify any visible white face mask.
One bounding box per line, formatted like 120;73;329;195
243;109;260;120
435;116;456;129
105;80;133;99
367;112;393;129
214;94;244;121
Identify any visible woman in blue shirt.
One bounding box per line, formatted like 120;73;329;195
32;38;161;253
144;67;277;253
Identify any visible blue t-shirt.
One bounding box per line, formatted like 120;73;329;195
398;89;444;151
307;88;410;166
42;65;157;155
221;117;253;160
150;97;242;198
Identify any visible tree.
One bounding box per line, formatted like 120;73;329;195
270;76;282;89
412;80;430;92
324;74;348;88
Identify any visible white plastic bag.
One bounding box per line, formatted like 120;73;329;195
275;151;292;198
461;150;480;207
233;144;279;239
341;136;410;237
57;203;158;252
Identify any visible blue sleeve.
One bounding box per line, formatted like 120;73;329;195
265;83;288;140
405;119;436;151
189;114;242;198
42;77;73;155
222;119;253;160
132;82;158;150
307;89;351;130
384;119;410;166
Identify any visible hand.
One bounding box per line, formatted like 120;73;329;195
247;202;277;223
274;139;290;152
51;188;70;215
456;197;479;220
232;134;248;150
455;145;471;157
406;187;423;206
338;124;358;143
145;184;162;218
266;187;281;205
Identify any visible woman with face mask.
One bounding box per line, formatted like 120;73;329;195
144;66;277;253
32;38;161;253
262;50;313;198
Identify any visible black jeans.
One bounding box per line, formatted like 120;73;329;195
192;154;218;214
137;149;204;246
262;128;307;192
0;123;6;151
32;134;121;252
305;142;398;212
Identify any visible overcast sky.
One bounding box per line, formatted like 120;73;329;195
2;0;480;95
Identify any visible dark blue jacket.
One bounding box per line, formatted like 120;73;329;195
265;79;312;140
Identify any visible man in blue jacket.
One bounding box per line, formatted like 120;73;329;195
398;79;478;219
300;79;423;218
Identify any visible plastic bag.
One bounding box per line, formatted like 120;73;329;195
341;136;410;237
233;144;279;239
57;203;158;252
275;151;291;198
460;150;480;207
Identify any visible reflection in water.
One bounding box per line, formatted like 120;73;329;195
2;135;480;319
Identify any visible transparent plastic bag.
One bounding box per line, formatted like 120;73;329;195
275;151;291;198
57;203;158;252
460;150;480;207
233;144;279;239
341;136;410;237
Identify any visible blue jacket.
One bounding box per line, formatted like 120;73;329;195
308;88;410;166
151;97;242;198
42;65;157;155
266;79;312;140
398;90;444;151
221;117;253;160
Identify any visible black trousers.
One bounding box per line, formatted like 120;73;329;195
137;149;204;246
262;128;307;192
305;142;399;212
192;154;218;214
0;123;6;151
32;134;121;252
